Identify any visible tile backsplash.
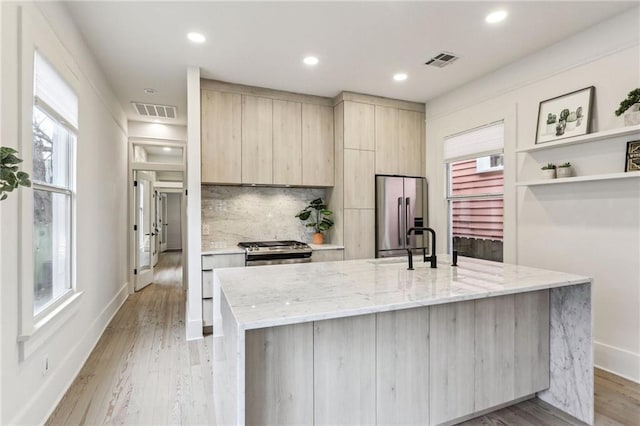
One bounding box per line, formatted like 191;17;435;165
201;185;327;249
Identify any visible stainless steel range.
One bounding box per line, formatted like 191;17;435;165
237;240;312;266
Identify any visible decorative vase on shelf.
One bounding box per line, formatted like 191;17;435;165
624;103;640;126
313;232;324;245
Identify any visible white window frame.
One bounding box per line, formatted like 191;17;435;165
445;122;505;257
17;8;82;361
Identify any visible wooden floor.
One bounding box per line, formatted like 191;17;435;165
47;251;640;425
47;251;216;426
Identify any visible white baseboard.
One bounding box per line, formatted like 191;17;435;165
10;282;129;426
187;318;203;341
595;341;640;383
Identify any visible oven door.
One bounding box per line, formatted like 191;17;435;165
246;257;312;267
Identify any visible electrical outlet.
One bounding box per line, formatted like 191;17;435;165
43;354;50;376
202;223;210;235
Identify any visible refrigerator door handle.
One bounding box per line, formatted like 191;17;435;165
397;197;403;246
405;197;411;246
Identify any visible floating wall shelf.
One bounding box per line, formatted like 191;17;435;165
516;125;640;153
517;171;640;187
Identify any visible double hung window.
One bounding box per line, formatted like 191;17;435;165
32;51;77;316
445;122;504;262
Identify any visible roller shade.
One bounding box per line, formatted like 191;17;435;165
34;51;78;129
444;121;503;162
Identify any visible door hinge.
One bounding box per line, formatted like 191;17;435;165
133;269;138;275
133;180;138;187
133;224;138;231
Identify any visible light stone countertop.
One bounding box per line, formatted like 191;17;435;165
216;255;591;330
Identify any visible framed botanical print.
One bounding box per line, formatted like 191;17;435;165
535;86;595;144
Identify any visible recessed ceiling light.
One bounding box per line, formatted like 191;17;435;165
163;147;172;152
486;10;508;24
187;32;206;43
303;56;319;66
144;88;156;94
393;73;408;82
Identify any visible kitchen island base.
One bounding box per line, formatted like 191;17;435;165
213;261;594;425
213;282;592;425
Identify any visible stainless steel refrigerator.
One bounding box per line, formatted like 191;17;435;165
375;175;428;258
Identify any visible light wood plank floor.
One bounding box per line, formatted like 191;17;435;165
48;251;640;425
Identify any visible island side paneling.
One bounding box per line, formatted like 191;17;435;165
237;291;553;425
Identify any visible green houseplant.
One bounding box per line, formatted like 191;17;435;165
0;147;31;200
541;163;556;179
557;162;573;178
616;88;640;126
295;198;334;244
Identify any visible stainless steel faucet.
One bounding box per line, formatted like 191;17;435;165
406;227;437;270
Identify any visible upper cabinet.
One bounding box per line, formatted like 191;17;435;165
273;100;302;185
201;80;334;187
375;105;425;177
242;95;273;184
302;104;334;186
201;90;242;184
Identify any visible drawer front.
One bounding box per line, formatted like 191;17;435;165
312;249;345;263
202;253;245;270
202;270;214;298
203;298;213;326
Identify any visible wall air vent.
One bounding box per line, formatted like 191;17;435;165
425;52;459;68
131;102;177;119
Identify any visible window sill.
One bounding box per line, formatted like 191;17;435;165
17;291;83;361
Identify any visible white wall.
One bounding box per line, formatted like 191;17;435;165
1;3;129;424
166;193;183;250
128;120;186;141
425;8;640;382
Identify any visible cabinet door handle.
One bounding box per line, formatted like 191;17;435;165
397;197;403;246
405;197;411;246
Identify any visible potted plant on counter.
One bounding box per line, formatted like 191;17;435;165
556;162;573;178
541;163;556;179
295;197;334;244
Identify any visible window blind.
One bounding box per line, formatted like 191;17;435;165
444;121;504;162
34;51;78;129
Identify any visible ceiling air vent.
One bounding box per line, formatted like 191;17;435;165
425;52;459;68
131;102;177;119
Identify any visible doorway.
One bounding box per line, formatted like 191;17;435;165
129;139;185;293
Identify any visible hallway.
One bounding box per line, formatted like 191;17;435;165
47;252;216;425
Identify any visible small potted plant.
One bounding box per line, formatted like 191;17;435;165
295;198;334;244
615;88;640;126
557;162;573;178
541;163;556;179
1;147;31;201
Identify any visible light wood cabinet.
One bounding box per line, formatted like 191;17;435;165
399;109;424;177
311;249;344;262
314;315;376;425
241;96;273;184
343;208;375;260
375;105;399;175
344;149;374;209
201;253;245;329
201;90;242;184
273;100;302;185
201;81;334;187
344;101;375;151
375;105;425;177
302;104;334;186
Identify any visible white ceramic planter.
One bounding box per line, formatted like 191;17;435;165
541;168;556;179
557;167;573;178
624;103;640;126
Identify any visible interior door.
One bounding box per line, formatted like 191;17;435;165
134;171;155;291
159;193;168;252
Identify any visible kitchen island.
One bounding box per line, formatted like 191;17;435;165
212;256;593;426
